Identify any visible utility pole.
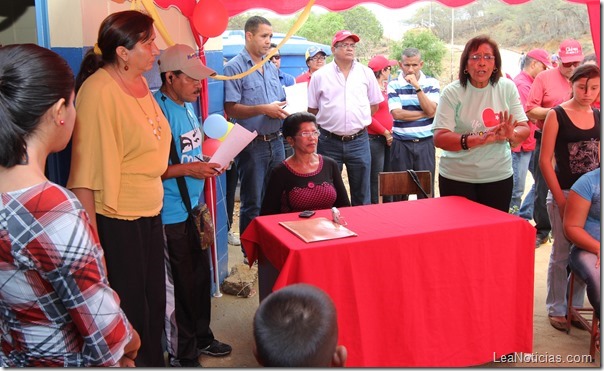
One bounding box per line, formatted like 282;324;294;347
450;8;454;82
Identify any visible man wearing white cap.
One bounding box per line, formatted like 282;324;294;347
525;39;586;331
296;46;327;83
387;48;440;200
155;44;232;367
308;30;383;205
510;48;552;216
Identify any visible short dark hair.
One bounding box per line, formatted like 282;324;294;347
0;44;74;167
581;53;597;65
402;47;421;60
458;35;502;88
244;15;271;34
75;10;154;93
254;284;338;367
282;112;317;139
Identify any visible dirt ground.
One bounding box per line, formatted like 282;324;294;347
199;156;600;367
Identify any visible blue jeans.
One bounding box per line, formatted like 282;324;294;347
235;138;285;238
368;134;391;204
509;150;533;214
546;190;585;317
569;245;600;318
318;129;371;206
532;136;551;239
518;149;536;219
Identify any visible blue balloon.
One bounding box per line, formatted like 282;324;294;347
203;114;229;139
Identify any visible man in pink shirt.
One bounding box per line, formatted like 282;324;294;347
524;38;584;331
510;49;551;216
307;30;383;205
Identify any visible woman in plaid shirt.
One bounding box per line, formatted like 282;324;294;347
0;44;139;367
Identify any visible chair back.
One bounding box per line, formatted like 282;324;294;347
378;170;433;203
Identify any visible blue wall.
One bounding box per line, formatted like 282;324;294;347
48;46;230;293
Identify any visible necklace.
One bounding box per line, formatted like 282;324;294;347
115;69;162;140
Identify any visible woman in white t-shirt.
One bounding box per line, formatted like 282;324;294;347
433;35;529;212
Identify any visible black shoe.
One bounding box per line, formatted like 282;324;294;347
535;234;550;248
198;340;232;357
169;356;202;367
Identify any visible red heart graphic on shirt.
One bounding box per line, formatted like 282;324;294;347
482;108;499;127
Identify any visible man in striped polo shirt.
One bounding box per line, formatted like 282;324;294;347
387;47;440;199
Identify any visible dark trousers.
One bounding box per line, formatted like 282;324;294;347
226;163;238;230
439;175;513;212
164;219;214;361
96;214;166;367
532;135;552;239
389;137;436;201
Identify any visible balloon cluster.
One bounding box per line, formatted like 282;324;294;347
202;114;233;157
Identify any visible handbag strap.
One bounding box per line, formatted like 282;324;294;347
169;137;194;214
406;169;429;198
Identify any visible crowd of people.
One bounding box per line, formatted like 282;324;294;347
0;9;600;367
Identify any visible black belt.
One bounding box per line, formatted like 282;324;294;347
400;136;432;143
254;131;282;141
320;127;366;142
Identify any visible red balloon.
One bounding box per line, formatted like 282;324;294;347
202;138;221;157
192;0;229;38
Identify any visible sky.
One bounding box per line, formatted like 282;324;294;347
362;3;427;40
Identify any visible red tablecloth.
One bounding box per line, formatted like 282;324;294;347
241;196;536;367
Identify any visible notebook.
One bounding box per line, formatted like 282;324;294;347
279;217;357;243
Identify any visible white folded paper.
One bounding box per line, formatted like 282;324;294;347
283;82;308;115
209;124;257;169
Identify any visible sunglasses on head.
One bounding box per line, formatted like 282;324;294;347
271;55;281;60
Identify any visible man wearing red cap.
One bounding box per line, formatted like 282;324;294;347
510;49;552;217
525;39;586;331
307;30;383;205
387;48;440;199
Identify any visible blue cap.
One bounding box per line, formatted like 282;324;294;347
305;46;326;61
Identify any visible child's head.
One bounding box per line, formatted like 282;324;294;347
253;283;347;367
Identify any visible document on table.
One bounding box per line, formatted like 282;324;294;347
279;217;357;243
209;124;257;169
283;82;308;115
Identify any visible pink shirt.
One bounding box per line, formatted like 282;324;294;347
525;68;571;130
308;61;383;136
512;70;537;152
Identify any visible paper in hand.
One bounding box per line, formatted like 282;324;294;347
283;82;308;114
209;124;257;169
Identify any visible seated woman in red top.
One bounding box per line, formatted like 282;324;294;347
261;112;351;215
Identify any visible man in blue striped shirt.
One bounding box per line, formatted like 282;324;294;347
387;48;440;199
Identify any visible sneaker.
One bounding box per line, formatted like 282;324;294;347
198;340;232;357
169;356;202;367
228;232;241;246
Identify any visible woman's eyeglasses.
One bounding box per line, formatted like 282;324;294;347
296;131;320;138
270;55;281;60
468;54;496;61
310;55;326;62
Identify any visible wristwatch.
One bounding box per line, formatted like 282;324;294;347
415;87;422;93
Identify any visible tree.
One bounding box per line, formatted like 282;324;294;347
389;28;447;78
297;12;345;47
